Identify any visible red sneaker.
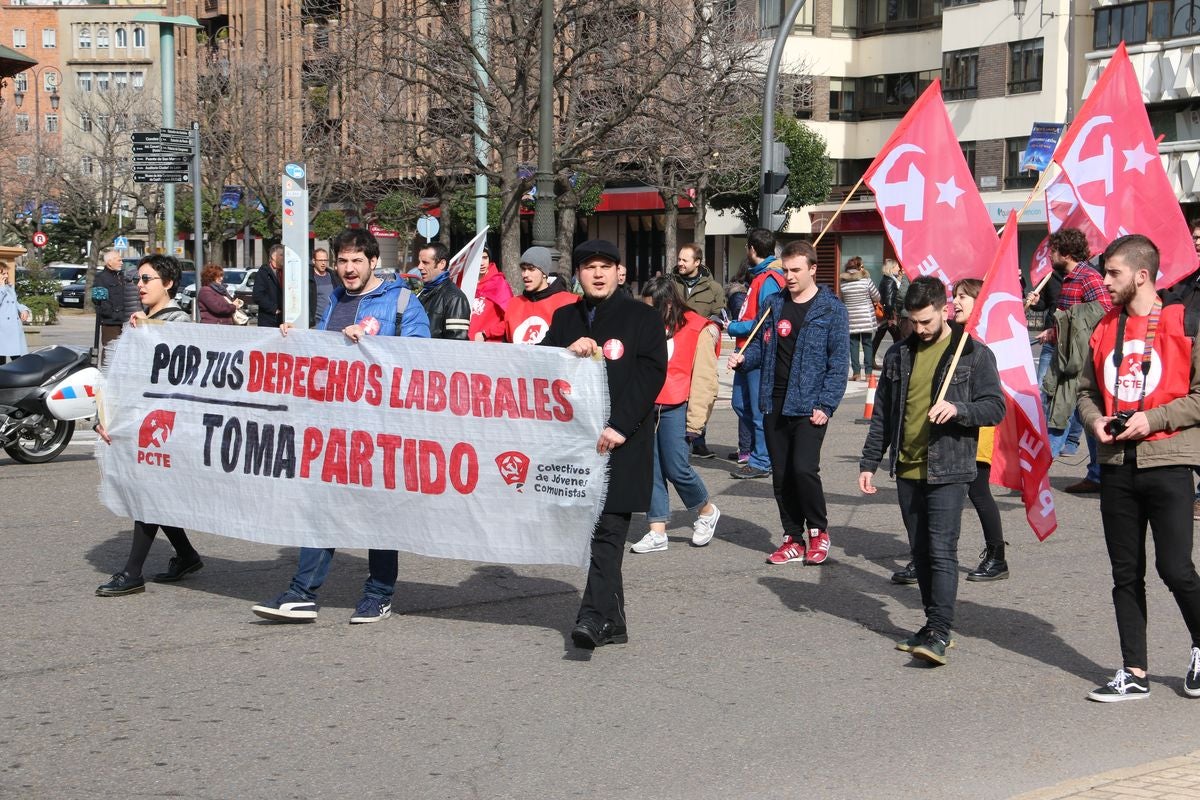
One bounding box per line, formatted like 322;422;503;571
805;529;831;565
766;535;805;565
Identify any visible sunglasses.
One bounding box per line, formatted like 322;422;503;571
134;274;162;284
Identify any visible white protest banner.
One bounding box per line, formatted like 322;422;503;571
98;324;610;568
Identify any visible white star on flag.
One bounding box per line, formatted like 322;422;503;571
935;176;966;208
1122;142;1156;174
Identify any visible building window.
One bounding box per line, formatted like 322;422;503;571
1005;137;1036;189
16;157;31;174
14;73;27;93
78;72;92;92
832;0;858;31
12;28;26;48
42;28;55;48
858;0;943;36
760;0;814;35
832;158;875;186
15;113;29;133
790;77;814;119
96;26;109;48
115;27;127;48
942;49;979;100
945;0;978;5
96;72;110;91
1009;38;1044;94
133;27;145;48
829;77;857;121
45;114;59;133
960;141;977;178
830;71;937;121
114;72;128;90
43;72;57;92
79;26;91;48
132;71;144;89
80;112;92;132
81;155;94;174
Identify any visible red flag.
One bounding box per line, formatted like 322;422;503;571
965;211;1057;541
864;79;997;286
1029;170;1109;287
1051;42;1196;289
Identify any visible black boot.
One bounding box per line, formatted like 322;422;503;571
966;544;1009;582
891;562;918;585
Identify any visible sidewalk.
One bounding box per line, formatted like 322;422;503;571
1015;750;1200;800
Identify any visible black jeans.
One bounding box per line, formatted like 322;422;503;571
968;462;1004;549
578;512;631;628
763;411;828;534
1099;461;1200;670
896;478;968;638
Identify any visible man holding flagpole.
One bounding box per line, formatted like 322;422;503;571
858;276;1005;666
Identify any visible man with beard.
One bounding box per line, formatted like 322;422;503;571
504;246;577;344
1077;234;1200;702
542;239;667;648
251;229;431;625
858;276;1004;665
1028;227;1112;492
673;243;726;459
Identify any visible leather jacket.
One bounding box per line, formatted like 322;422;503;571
416;272;471;340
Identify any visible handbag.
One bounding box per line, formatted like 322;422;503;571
873;300;885;320
233;308;249;325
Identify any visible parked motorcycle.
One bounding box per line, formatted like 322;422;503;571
0;346;100;464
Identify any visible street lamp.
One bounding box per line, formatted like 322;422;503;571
1012;0;1056;23
12;64;62;235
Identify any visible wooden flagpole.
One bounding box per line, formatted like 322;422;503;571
812;176;865;248
733;307;774;356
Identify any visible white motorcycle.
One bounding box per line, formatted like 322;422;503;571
0;346;100;464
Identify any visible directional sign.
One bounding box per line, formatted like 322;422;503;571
160;126;190;137
131;132;160;143
155;144;192;154
158;132;192;144
134;173;188;183
133;155;192;166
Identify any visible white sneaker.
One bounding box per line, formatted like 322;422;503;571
631;531;668;553
692;504;721;546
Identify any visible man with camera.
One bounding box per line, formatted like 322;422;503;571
1077;234;1200;702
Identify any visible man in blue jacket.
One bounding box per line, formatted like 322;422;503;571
725;228;785;479
729;240;849;567
252;228;431;625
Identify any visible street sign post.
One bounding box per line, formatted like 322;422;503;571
282;162;310;329
130;127;197;184
32;231;47;248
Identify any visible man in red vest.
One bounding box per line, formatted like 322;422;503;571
504;246;577;344
1077;234;1200;702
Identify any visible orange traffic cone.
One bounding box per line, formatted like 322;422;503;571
855;373;877;425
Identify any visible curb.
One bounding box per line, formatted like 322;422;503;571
1011;749;1200;799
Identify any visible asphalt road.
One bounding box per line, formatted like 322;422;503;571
3;313;1199;799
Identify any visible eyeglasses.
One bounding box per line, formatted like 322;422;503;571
134;274;161;284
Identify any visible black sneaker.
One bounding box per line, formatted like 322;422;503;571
895;627;956;652
1087;669;1150;702
691;443;716;459
730;464;770;480
910;629;951;665
1186;648;1200;698
152;555;203;583
891;562;918;585
96;572;146;597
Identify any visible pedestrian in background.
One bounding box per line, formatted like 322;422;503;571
672;243;725;459
839;256;881;382
94;248;139;360
253;244;286;327
871;259;904;364
197;264;242;325
629;276;721;554
468;247;513;342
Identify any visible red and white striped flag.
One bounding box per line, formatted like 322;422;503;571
965;211;1057;541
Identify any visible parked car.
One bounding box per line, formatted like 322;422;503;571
47;264;88;288
56;279;87;308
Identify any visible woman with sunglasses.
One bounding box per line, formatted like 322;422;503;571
96;255;203;596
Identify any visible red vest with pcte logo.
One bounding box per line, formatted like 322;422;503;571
735;268;785;350
657;311;720;405
1088;303;1193;443
505;292;579;344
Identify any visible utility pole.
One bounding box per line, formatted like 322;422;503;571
758;0;807;229
530;0;556;251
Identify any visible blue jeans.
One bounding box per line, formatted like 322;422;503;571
896;478;968;638
648;403;709;522
1049;411;1100;483
731;368;770;470
849;332;874;376
288;547;399;603
1036;342;1055;412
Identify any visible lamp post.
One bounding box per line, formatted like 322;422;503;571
530;0;556;252
13;64;61;235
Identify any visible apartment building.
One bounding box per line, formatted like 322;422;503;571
717;0;1092;282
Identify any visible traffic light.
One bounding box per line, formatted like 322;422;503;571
762;140;790;230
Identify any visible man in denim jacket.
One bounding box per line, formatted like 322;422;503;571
730;240;849;567
858;276;1005;665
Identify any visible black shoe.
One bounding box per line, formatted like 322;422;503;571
96;572;146;597
1087;669;1150;702
152;555;204;583
571;618;629;649
966;546;1008;582
911;629;951;666
730;464;771;480
891;562;918;585
691;443;716;459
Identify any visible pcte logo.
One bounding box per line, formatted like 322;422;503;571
1102;339;1161;403
137;410;176;468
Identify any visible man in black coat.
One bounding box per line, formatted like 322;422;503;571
254;244;285;327
543;239;667;649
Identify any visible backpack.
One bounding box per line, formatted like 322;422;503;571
393;286;412;335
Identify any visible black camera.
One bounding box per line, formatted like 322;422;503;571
1106;410;1134;437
